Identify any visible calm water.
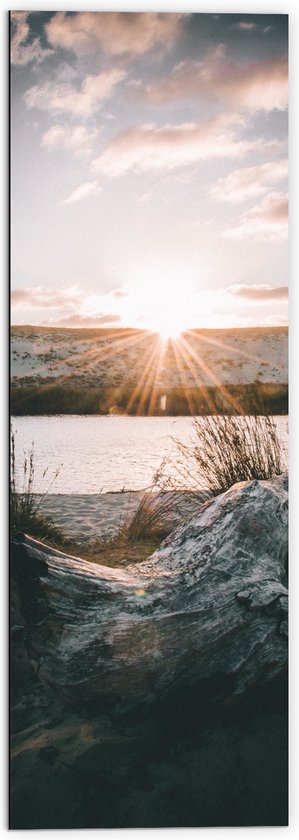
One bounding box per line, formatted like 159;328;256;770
11;415;288;495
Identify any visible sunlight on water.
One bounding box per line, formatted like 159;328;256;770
11;415;288;495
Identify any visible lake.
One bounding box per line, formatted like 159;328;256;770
11;415;288;495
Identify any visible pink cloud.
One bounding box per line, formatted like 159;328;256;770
226;284;288;301
11;286;122;328
223;191;288;240
10;11;53;66
92;114;264;177
54;313;121;327
11;287;84;310
139;47;288;112
211;159;288;203
46;12;184;59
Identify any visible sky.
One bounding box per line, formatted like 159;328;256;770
10;9;288;333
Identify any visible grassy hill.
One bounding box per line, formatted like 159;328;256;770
11;326;288;416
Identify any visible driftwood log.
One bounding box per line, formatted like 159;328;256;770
11;474;288;711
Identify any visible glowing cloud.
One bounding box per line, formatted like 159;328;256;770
211;160;288;203
224;191;288;240
226;284;288;301
140;48;288;112
92;114;264;177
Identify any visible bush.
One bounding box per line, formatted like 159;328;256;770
168;414;286;497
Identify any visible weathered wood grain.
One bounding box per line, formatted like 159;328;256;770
11;475;288;710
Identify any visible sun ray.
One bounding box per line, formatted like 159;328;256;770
170;339;196;415
49;329;154;387
186;329;288;376
147;338;167;416
172;337;216;414
125;337;162;415
179;333;246;415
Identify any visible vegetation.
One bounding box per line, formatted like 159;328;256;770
165;414;286;498
10;383;110;415
11;381;288;416
10;413;287;565
10;430;64;542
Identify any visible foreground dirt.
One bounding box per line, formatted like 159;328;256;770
10;665;288;829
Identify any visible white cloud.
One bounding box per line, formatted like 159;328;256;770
232;22;257;31
92;114;264;177
46;11;184;59
211;159;288;203
62;181;102;205
223;191;288;240
25;69;126;117
10;11;53;66
41;124;99;158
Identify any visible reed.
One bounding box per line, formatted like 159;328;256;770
168;414;286;497
10;429;64;541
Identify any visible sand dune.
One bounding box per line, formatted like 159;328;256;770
11;325;288;389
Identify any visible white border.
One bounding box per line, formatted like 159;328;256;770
2;2;298;839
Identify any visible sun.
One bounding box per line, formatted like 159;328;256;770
119;266;201;338
154;318;182;342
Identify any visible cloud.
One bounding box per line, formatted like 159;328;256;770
10;11;53;66
92;114;264;177
41;124;99;158
223;191;288;240
46;11;184;59
139;47;288;112
211;159;288;203
232;21;257;31
111;289;128;299
226;284;288;301
11;285;122;328
11;286;84;310
54;313;121;327
25;68;126;117
62;181;101;205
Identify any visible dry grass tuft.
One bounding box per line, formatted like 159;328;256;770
10;429;64;542
168;414;286;498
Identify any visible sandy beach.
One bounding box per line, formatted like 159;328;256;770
37;490;202;545
38;491;145;541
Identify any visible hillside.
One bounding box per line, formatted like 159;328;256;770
11;326;288;415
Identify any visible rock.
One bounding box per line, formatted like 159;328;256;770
11;475;288;710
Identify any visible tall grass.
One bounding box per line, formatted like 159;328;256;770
120;490;176;543
167;414;286;498
10;429;63;541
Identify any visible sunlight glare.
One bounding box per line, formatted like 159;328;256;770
123;268;197;339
